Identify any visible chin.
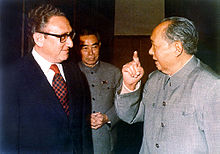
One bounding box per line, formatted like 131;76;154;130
60;56;69;62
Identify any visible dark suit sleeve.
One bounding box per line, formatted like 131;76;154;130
80;71;94;154
0;64;20;152
63;61;93;154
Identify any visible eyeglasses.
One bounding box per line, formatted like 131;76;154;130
37;31;76;43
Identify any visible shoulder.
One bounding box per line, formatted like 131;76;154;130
6;53;36;76
148;70;163;81
190;61;220;108
187;60;220;99
63;60;84;78
190;60;219;85
63;60;89;90
99;61;121;73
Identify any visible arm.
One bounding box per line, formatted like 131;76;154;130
202;80;220;153
91;67;122;130
115;51;145;123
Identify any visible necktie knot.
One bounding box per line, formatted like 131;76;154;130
50;64;60;74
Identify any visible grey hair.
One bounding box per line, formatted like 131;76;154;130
162;17;199;54
28;4;65;35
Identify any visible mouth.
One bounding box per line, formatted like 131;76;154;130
88;57;95;60
154;60;159;67
62;49;69;53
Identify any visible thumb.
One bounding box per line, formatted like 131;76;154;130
133;51;140;66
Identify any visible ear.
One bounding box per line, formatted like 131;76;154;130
33;33;44;47
174;41;183;57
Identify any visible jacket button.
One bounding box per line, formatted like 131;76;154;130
92;98;95;101
155;143;159;148
92;84;95;87
162;101;166;106
161;122;165;127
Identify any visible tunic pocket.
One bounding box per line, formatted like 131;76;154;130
182;104;195;117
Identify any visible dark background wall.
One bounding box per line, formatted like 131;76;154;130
0;0;219;73
165;0;220;74
0;0;115;67
113;0;220;83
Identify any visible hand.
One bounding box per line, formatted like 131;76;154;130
90;112;109;130
122;51;144;90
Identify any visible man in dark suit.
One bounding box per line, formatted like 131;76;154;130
0;4;93;153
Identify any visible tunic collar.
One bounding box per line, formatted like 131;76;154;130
79;61;100;73
164;56;198;89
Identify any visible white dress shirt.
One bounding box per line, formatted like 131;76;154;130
32;48;66;86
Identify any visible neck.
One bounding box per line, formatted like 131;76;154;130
169;54;193;76
82;61;99;68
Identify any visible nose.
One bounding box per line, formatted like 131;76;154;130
149;46;154;56
66;36;73;48
87;47;94;55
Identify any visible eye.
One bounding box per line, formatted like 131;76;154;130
92;45;98;49
60;34;68;42
82;46;88;50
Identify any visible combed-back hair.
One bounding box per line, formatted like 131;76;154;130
78;28;101;43
162;17;199;54
28;4;65;36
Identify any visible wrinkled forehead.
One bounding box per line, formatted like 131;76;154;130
44;16;72;33
151;21;170;41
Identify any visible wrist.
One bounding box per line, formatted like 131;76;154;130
106;120;111;127
103;114;109;123
121;81;141;94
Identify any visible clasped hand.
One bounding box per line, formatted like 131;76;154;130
90;112;109;129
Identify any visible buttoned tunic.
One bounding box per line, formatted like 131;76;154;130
79;61;121;154
115;56;220;154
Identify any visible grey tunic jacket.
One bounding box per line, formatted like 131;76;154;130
115;56;220;154
79;61;122;154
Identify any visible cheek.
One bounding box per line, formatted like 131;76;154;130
52;44;63;55
95;53;99;58
82;53;89;61
95;50;99;57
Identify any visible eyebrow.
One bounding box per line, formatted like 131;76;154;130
80;42;99;47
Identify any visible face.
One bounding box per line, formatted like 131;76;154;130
148;21;177;75
79;35;100;67
37;16;73;63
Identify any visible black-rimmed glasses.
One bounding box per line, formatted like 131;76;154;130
37;31;76;43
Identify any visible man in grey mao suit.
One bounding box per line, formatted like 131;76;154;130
77;28;121;154
115;17;220;153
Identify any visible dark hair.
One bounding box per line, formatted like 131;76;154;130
78;28;101;42
162;17;199;54
28;4;65;36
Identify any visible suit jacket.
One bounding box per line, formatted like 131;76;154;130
78;61;121;154
1;53;93;153
115;56;220;154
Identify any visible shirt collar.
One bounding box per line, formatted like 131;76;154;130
32;48;62;74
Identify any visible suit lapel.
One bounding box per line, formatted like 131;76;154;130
22;54;69;121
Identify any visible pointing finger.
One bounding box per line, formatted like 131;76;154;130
133;51;140;66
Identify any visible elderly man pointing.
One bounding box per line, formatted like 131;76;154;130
115;17;220;154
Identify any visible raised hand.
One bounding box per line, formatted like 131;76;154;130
122;51;144;90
